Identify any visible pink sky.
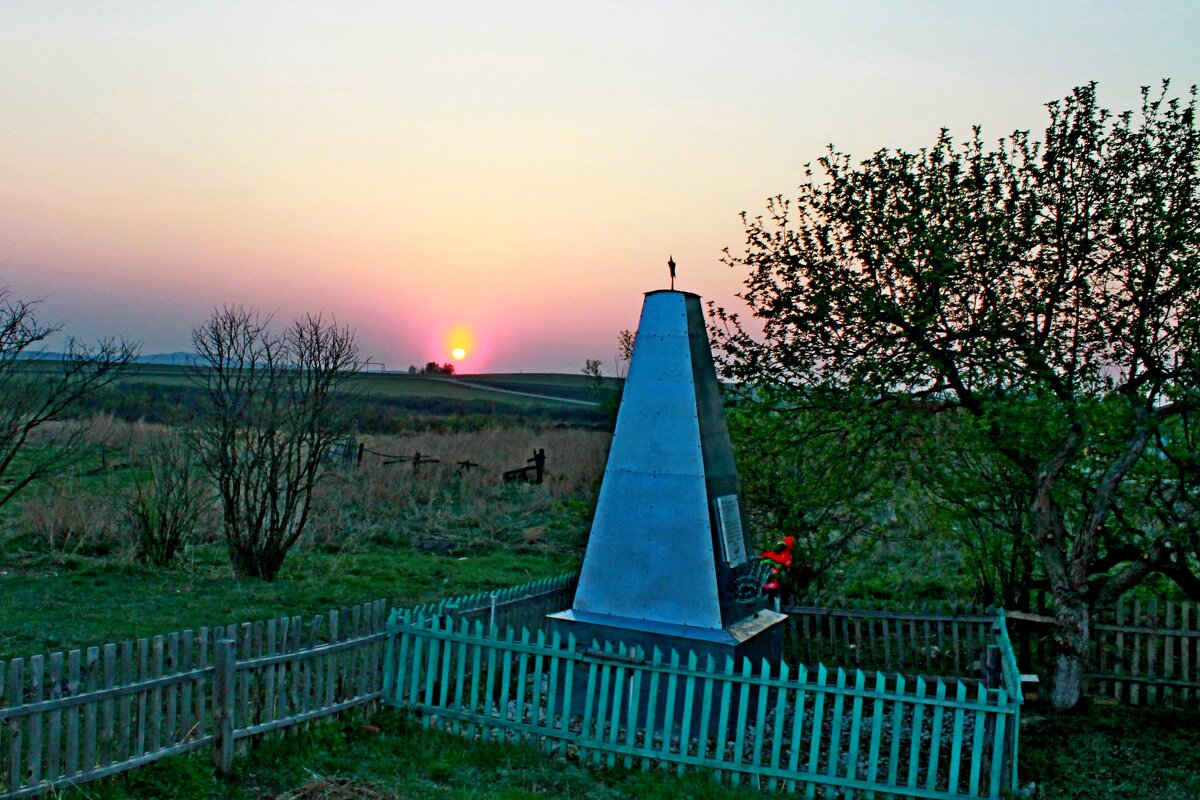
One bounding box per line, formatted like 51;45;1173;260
3;2;1197;372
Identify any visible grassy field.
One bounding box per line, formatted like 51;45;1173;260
95;363;608;407
0;421;607;659
69;364;613;431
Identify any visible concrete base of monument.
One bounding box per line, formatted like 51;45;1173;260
546;607;788;737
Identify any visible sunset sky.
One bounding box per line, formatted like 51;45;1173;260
3;2;1198;373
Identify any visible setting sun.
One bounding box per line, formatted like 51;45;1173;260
451;347;466;361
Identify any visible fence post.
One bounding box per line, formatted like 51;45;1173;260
212;639;236;776
982;644;1002;689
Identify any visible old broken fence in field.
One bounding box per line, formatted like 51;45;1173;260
325;437;549;483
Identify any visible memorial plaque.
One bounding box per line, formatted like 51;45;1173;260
715;494;747;567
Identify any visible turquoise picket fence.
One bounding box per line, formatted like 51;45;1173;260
383;584;1022;799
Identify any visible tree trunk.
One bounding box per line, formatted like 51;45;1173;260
1049;597;1089;710
228;543;286;581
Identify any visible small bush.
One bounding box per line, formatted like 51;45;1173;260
124;432;208;567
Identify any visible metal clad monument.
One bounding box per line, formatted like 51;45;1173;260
551;288;786;665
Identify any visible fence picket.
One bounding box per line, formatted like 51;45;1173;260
148;638;163;756
622;646;643;770
514;629;530;740
906;676;927;790
804;664;827;800
786;664;807;793
846;669;865;788
866;671;886;792
825;667;847;785
461;621;480;739
657;650;680;765
988;691;1008;797
82;646;99;770
969;683;986;795
881;617;893;671
180;633;195;748
1114;602;1126;703
886;674;904;789
924;679;947;792
26;656;42;789
134;639;148;760
730;658;753;785
578;648;599;763
118;642;133;761
673;650;697;772
46;653;62;783
604;647;624;768
1147;601;1159;705
1164;602;1176;706
947;681;967;795
67;649;81;774
640;648;662;769
7;658;23;793
713;656;735;778
1184;604;1193;705
324;614;337;716
767;662;789;793
1131;600;1143;705
495;628;513;742
453;619;470;735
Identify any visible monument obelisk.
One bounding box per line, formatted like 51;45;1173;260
550;283;786;666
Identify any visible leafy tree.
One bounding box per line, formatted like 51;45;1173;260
191;307;361;580
725;384;922;600
712;82;1200;709
582;329;636;422
912;412;1038;609
0;289;136;507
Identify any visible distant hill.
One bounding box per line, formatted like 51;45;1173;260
17;351;201;365
134;352;199;365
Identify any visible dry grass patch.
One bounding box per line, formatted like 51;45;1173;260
272;776;407;800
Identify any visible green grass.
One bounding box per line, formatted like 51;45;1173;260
0;542;577;660
1021;702;1200;799
59;702;1200;800
66;710;772;800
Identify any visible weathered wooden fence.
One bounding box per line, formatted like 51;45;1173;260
434;574;576;633
782;603;996;680
0;572;1033;799
1088;598;1200;706
1006;595;1200;708
384;597;1023;798
0;600;388;799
